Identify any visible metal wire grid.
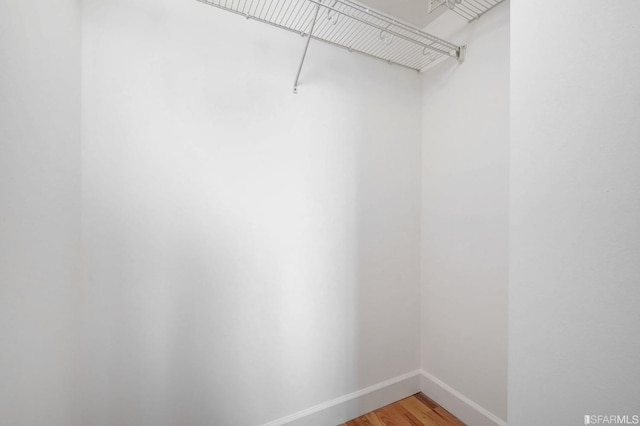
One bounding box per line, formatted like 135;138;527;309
196;0;461;72
449;0;506;22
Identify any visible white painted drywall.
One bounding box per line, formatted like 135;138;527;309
510;1;640;424
0;1;81;426
80;0;421;424
420;3;509;423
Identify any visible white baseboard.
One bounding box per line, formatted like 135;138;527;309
419;370;507;426
260;370;421;426
259;369;507;426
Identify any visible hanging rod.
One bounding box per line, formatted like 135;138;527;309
307;0;456;58
195;0;463;72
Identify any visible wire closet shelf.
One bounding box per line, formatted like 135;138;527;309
196;0;463;73
429;0;505;22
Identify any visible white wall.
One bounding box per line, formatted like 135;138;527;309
0;1;81;426
420;4;509;425
510;1;640;425
80;0;421;425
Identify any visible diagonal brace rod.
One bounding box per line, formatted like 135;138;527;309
293;2;321;94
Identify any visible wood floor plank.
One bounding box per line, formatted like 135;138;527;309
395;403;425;426
376;403;423;426
342;392;464;426
374;406;402;426
414;393;440;410
424;409;454;426
365;413;386;426
350;418;373;426
434;407;464;426
398;396;440;426
345;412;384;426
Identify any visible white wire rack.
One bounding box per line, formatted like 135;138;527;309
428;0;506;22
196;0;463;76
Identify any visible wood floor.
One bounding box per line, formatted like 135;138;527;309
341;393;465;426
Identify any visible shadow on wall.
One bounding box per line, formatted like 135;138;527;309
422;0;510;97
80;0;420;424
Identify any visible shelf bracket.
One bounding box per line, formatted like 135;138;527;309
457;45;467;63
293;2;321;94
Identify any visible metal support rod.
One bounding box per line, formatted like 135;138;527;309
293;2;321;94
196;0;464;73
